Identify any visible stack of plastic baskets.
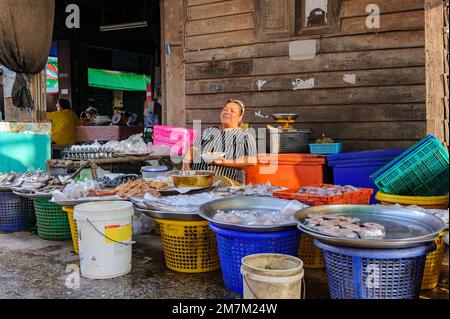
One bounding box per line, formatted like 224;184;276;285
61;206;79;254
33;198;71;240
376;195;448;290
155;219;220;273
371;135;449;196
209;223;301;295
375;192;449;210
0;191;35;232
315;240;435;299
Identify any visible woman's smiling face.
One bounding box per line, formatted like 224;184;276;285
221;102;243;129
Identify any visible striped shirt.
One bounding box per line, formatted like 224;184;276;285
191;127;257;184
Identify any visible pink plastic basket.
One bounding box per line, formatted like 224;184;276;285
153;125;198;156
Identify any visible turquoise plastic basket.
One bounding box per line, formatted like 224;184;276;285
309;143;343;155
371;135;449;196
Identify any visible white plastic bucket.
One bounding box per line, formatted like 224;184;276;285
241;254;305;299
74;201;134;279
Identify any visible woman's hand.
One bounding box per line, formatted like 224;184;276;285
214;156;257;169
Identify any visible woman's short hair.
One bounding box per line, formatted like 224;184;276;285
58;99;71;110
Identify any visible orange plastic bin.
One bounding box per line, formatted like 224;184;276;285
245;154;329;189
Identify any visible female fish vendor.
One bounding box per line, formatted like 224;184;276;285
183;99;258;185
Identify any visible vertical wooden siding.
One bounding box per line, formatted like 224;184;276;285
184;0;427;151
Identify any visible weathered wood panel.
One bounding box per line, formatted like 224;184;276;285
341;0;424;18
186;104;427;123
178;0;428;150
186;29;256;51
186;67;426;94
341;10;424;35
186;30;425;63
187;0;254;20
186;85;426;108
187;121;426;140
186;13;254;36
186;48;425;80
188;0;224;6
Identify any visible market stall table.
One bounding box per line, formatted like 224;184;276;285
46;154;172;179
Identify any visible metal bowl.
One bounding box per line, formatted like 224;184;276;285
272;114;299;122
199;196;298;232
172;170;215;188
295;205;447;249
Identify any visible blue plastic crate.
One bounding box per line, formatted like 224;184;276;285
0;192;36;232
315;240;435;299
309;143;343;155
209;223;301;295
327;149;405;204
371;135;449;196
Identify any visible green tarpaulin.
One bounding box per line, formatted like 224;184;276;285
88;68;151;91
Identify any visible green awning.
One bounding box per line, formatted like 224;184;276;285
88;68;151;91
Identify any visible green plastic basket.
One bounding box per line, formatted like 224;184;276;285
371;135;449;196
33;198;71;241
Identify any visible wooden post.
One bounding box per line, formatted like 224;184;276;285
57;40;73;107
29;71;47;123
425;0;447;143
161;0;186;127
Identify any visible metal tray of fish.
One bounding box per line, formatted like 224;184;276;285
199;196;298;232
134;207;203;221
159;187;212;196
13;191;52;199
52;197;124;207
295;205;448;249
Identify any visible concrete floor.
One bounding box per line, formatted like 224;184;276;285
0;231;448;299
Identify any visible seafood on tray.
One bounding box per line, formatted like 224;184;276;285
94;179;169;199
213;200;308;226
213;183;288;197
297;185;361;196
304;214;386;239
1;170;65;193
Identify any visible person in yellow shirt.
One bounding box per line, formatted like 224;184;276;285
47;99;80;145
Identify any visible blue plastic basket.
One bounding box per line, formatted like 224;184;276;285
371;135;449;196
327;149;405;204
309;143;343;155
0;192;35;232
209;223;301;295
315;240;435;299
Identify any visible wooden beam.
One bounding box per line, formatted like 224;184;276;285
161;0;186;127
425;0;446;141
57;40;73;105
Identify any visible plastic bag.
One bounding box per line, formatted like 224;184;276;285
281;200;308;218
133;214;155;235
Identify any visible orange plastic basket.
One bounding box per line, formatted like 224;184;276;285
274;184;374;206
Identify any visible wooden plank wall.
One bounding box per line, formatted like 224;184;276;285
183;0;427;151
425;0;447;146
